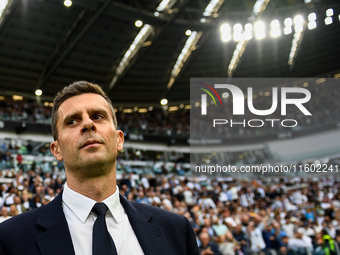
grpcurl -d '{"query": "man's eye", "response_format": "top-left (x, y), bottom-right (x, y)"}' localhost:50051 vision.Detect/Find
top-left (93, 114), bottom-right (104, 120)
top-left (67, 119), bottom-right (77, 125)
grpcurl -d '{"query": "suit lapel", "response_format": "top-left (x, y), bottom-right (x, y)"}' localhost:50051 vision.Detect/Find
top-left (120, 194), bottom-right (167, 255)
top-left (34, 192), bottom-right (168, 255)
top-left (35, 191), bottom-right (75, 255)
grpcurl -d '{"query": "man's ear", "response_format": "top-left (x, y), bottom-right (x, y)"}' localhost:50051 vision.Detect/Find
top-left (50, 140), bottom-right (63, 161)
top-left (116, 130), bottom-right (124, 152)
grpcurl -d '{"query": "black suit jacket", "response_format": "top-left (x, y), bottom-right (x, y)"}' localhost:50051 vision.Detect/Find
top-left (0, 191), bottom-right (199, 255)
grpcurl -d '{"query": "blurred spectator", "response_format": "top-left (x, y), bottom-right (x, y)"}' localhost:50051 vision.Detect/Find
top-left (321, 230), bottom-right (336, 255)
top-left (0, 206), bottom-right (11, 223)
top-left (16, 153), bottom-right (23, 170)
top-left (212, 218), bottom-right (229, 237)
top-left (247, 221), bottom-right (266, 255)
top-left (0, 147), bottom-right (339, 255)
top-left (199, 232), bottom-right (222, 255)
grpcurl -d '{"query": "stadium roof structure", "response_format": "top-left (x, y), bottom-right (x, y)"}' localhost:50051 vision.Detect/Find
top-left (0, 0), bottom-right (339, 107)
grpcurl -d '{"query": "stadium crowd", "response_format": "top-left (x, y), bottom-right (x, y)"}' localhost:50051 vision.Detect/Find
top-left (191, 80), bottom-right (340, 139)
top-left (0, 80), bottom-right (340, 254)
top-left (1, 159), bottom-right (340, 255)
top-left (0, 97), bottom-right (190, 138)
top-left (1, 80), bottom-right (340, 140)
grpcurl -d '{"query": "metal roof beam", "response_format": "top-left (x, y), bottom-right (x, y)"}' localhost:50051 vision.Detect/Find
top-left (0, 0), bottom-right (18, 35)
top-left (106, 0), bottom-right (190, 95)
top-left (36, 0), bottom-right (114, 89)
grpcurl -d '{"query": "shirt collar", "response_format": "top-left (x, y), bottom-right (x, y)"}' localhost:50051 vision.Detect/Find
top-left (62, 182), bottom-right (124, 224)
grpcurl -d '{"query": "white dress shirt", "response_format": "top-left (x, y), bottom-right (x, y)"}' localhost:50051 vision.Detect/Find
top-left (62, 183), bottom-right (144, 255)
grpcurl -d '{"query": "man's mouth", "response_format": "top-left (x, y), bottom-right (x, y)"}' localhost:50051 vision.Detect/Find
top-left (81, 139), bottom-right (101, 148)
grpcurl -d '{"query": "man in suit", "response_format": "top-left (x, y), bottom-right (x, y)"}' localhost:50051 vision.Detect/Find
top-left (0, 81), bottom-right (199, 255)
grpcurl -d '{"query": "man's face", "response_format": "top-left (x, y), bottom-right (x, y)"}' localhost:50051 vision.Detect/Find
top-left (200, 234), bottom-right (210, 246)
top-left (13, 196), bottom-right (20, 204)
top-left (1, 207), bottom-right (8, 216)
top-left (235, 225), bottom-right (242, 233)
top-left (50, 93), bottom-right (124, 177)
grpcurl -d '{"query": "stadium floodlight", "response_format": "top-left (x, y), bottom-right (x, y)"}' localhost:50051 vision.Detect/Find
top-left (284, 18), bottom-right (293, 35)
top-left (254, 21), bottom-right (265, 39)
top-left (254, 21), bottom-right (265, 31)
top-left (233, 23), bottom-right (243, 42)
top-left (307, 13), bottom-right (317, 30)
top-left (308, 21), bottom-right (317, 30)
top-left (243, 23), bottom-right (253, 40)
top-left (233, 32), bottom-right (242, 42)
top-left (203, 0), bottom-right (224, 16)
top-left (35, 89), bottom-right (43, 97)
top-left (160, 99), bottom-right (168, 105)
top-left (13, 95), bottom-right (23, 101)
top-left (294, 15), bottom-right (304, 33)
top-left (220, 23), bottom-right (232, 42)
top-left (326, 8), bottom-right (334, 17)
top-left (109, 24), bottom-right (153, 90)
top-left (271, 20), bottom-right (280, 28)
top-left (308, 13), bottom-right (316, 21)
top-left (167, 31), bottom-right (202, 89)
top-left (234, 23), bottom-right (243, 32)
top-left (168, 106), bottom-right (179, 112)
top-left (137, 108), bottom-right (148, 113)
top-left (243, 31), bottom-right (252, 40)
top-left (284, 26), bottom-right (292, 35)
top-left (324, 17), bottom-right (333, 25)
top-left (220, 23), bottom-right (231, 33)
top-left (245, 23), bottom-right (253, 32)
top-left (255, 31), bottom-right (265, 40)
top-left (270, 20), bottom-right (281, 38)
top-left (293, 15), bottom-right (304, 25)
top-left (284, 18), bottom-right (293, 27)
top-left (222, 92), bottom-right (230, 98)
top-left (135, 20), bottom-right (143, 27)
top-left (221, 33), bottom-right (232, 42)
top-left (156, 0), bottom-right (177, 12)
top-left (270, 28), bottom-right (281, 38)
top-left (64, 0), bottom-right (72, 7)
top-left (295, 24), bottom-right (303, 33)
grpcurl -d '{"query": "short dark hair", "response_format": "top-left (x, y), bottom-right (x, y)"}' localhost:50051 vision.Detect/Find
top-left (51, 81), bottom-right (117, 140)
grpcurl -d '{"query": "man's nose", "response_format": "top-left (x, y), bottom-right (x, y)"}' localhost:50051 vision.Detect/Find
top-left (81, 117), bottom-right (96, 133)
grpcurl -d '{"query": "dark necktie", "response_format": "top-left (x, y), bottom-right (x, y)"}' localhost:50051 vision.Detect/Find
top-left (92, 202), bottom-right (118, 255)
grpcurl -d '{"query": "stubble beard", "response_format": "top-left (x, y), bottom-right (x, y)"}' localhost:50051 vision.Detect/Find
top-left (67, 150), bottom-right (117, 179)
